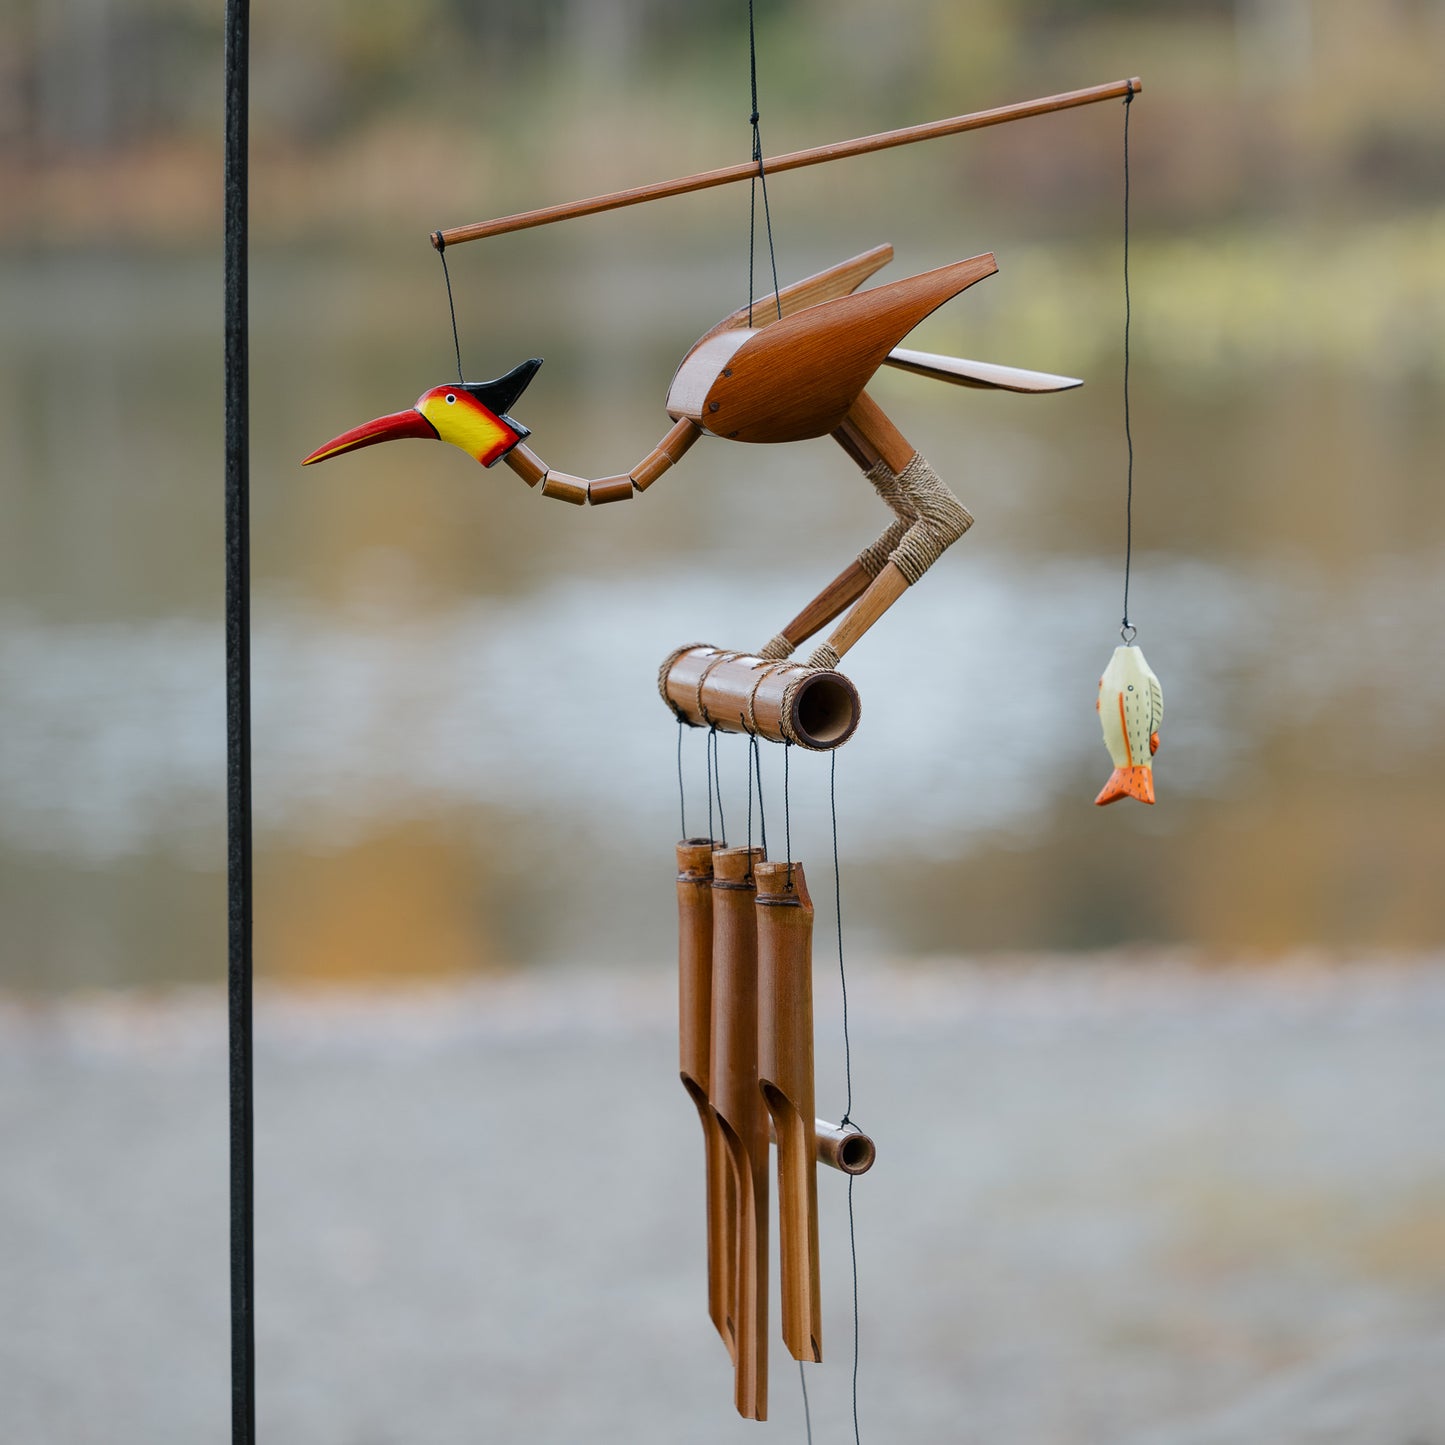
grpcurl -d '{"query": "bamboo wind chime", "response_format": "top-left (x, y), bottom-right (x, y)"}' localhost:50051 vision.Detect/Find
top-left (678, 840), bottom-right (875, 1419)
top-left (297, 69), bottom-right (1145, 1427)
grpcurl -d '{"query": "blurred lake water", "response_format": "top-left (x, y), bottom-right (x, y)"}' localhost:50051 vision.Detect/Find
top-left (2, 232), bottom-right (1443, 989)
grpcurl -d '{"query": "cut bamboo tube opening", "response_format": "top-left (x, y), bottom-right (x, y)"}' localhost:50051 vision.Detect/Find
top-left (814, 1120), bottom-right (877, 1176)
top-left (769, 1118), bottom-right (879, 1176)
top-left (432, 78), bottom-right (1142, 248)
top-left (710, 845), bottom-right (769, 1419)
top-left (660, 645), bottom-right (860, 751)
top-left (676, 839), bottom-right (731, 1353)
top-left (755, 860), bottom-right (823, 1364)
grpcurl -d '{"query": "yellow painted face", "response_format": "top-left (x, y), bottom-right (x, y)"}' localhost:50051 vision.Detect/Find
top-left (301, 384), bottom-right (520, 468)
top-left (416, 386), bottom-right (517, 466)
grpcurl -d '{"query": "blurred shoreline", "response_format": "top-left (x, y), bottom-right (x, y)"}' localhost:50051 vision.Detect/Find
top-left (5, 948), bottom-right (1443, 1444)
top-left (5, 950), bottom-right (1443, 1046)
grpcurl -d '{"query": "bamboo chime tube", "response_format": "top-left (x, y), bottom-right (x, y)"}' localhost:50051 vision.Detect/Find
top-left (676, 839), bottom-right (732, 1351)
top-left (709, 845), bottom-right (770, 1419)
top-left (431, 78), bottom-right (1142, 248)
top-left (755, 861), bottom-right (823, 1364)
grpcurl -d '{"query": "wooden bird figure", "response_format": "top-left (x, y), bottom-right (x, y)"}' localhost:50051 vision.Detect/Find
top-left (303, 245), bottom-right (1080, 667)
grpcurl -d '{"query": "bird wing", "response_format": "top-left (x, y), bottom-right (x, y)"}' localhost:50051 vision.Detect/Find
top-left (882, 348), bottom-right (1083, 393)
top-left (694, 244), bottom-right (895, 345)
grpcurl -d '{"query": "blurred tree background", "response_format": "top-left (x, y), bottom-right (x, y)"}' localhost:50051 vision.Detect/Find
top-left (1, 0), bottom-right (1442, 987)
top-left (5, 0), bottom-right (1443, 242)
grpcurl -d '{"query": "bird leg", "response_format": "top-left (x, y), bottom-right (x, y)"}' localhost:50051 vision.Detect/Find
top-left (503, 416), bottom-right (702, 504)
top-left (757, 391), bottom-right (971, 666)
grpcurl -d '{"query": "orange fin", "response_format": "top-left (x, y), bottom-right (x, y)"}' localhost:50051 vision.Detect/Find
top-left (1095, 766), bottom-right (1155, 806)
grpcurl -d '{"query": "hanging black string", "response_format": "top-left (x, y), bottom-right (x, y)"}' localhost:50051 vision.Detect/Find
top-left (709, 726), bottom-right (728, 845)
top-left (746, 0), bottom-right (783, 326)
top-left (830, 752), bottom-right (863, 1442)
top-left (1119, 82), bottom-right (1136, 642)
top-left (705, 726), bottom-right (715, 844)
top-left (751, 734), bottom-right (762, 855)
top-left (782, 740), bottom-right (793, 888)
top-left (799, 1360), bottom-right (814, 1444)
top-left (436, 237), bottom-right (465, 384)
top-left (677, 720), bottom-right (688, 838)
top-left (750, 734), bottom-right (768, 857)
top-left (845, 1175), bottom-right (862, 1444)
top-left (222, 1), bottom-right (256, 1441)
top-left (830, 754), bottom-right (854, 1125)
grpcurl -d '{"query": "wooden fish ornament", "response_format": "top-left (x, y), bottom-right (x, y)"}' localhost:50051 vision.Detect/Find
top-left (1095, 643), bottom-right (1163, 805)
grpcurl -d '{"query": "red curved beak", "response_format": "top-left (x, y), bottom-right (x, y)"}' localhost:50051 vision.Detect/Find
top-left (301, 407), bottom-right (437, 465)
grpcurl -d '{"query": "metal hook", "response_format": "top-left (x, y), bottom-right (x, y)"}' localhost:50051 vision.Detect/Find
top-left (1120, 623), bottom-right (1138, 645)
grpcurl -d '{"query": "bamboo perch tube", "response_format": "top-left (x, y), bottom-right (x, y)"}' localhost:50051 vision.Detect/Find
top-left (676, 839), bottom-right (732, 1353)
top-left (660, 645), bottom-right (860, 751)
top-left (431, 78), bottom-right (1142, 248)
top-left (755, 861), bottom-right (823, 1364)
top-left (710, 845), bottom-right (770, 1420)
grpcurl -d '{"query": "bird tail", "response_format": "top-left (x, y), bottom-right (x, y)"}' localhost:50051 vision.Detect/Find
top-left (1095, 766), bottom-right (1155, 806)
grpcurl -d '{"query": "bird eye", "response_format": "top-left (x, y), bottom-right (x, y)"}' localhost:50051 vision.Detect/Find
top-left (1127, 684), bottom-right (1134, 691)
top-left (445, 393), bottom-right (457, 404)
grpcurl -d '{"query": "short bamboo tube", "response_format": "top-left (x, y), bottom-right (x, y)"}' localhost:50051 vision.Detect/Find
top-left (676, 839), bottom-right (732, 1353)
top-left (814, 1120), bottom-right (877, 1175)
top-left (768, 1117), bottom-right (878, 1175)
top-left (755, 861), bottom-right (823, 1364)
top-left (710, 845), bottom-right (769, 1420)
top-left (661, 645), bottom-right (860, 751)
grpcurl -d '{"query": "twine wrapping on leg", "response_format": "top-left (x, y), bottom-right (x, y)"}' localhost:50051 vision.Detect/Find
top-left (801, 453), bottom-right (973, 670)
top-left (886, 453), bottom-right (973, 584)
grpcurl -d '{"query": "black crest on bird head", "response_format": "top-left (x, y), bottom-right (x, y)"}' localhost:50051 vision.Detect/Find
top-left (463, 358), bottom-right (542, 431)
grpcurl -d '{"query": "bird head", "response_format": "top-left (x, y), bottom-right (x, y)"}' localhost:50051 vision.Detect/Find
top-left (302, 358), bottom-right (543, 468)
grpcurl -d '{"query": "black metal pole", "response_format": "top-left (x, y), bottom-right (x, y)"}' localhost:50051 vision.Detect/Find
top-left (223, 0), bottom-right (255, 1440)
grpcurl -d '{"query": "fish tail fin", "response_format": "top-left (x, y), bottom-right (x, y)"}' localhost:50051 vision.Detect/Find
top-left (1095, 766), bottom-right (1155, 806)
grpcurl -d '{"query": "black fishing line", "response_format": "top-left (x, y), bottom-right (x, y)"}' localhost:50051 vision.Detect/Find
top-left (436, 237), bottom-right (465, 383)
top-left (1120, 82), bottom-right (1136, 641)
top-left (746, 0), bottom-right (783, 326)
top-left (830, 754), bottom-right (855, 1124)
top-left (709, 726), bottom-right (727, 845)
top-left (223, 1), bottom-right (256, 1440)
top-left (705, 724), bottom-right (715, 844)
top-left (845, 1175), bottom-right (862, 1444)
top-left (677, 719), bottom-right (688, 838)
top-left (746, 731), bottom-right (755, 855)
top-left (750, 734), bottom-right (768, 857)
top-left (782, 741), bottom-right (793, 888)
top-left (831, 752), bottom-right (863, 1441)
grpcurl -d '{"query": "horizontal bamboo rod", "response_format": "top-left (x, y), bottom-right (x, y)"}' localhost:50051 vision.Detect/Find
top-left (431, 77), bottom-right (1142, 249)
